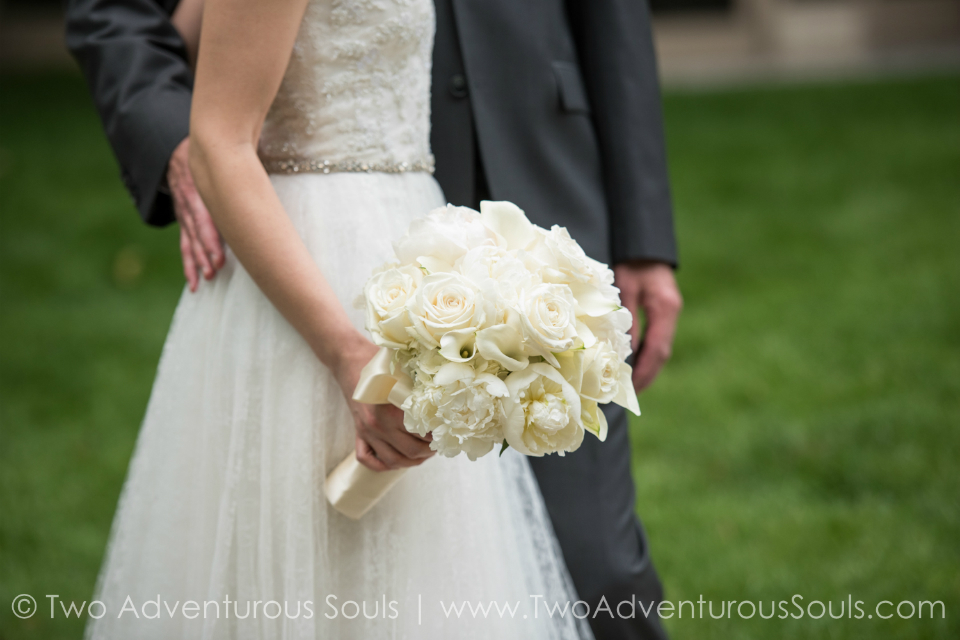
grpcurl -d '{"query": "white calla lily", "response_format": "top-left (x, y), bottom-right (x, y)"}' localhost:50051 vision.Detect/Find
top-left (575, 319), bottom-right (597, 349)
top-left (555, 349), bottom-right (584, 393)
top-left (475, 310), bottom-right (529, 371)
top-left (433, 362), bottom-right (476, 386)
top-left (416, 255), bottom-right (454, 274)
top-left (439, 328), bottom-right (478, 363)
top-left (479, 200), bottom-right (537, 251)
top-left (474, 372), bottom-right (509, 398)
top-left (580, 398), bottom-right (609, 441)
top-left (568, 282), bottom-right (622, 318)
top-left (612, 363), bottom-right (641, 416)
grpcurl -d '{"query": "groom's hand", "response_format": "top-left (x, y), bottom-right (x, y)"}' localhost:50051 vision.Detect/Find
top-left (168, 138), bottom-right (225, 292)
top-left (614, 260), bottom-right (683, 392)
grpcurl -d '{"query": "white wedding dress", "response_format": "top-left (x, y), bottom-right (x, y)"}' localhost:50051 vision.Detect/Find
top-left (86, 1), bottom-right (591, 639)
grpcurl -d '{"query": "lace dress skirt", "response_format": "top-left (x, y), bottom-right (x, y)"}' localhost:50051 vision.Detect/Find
top-left (85, 171), bottom-right (592, 640)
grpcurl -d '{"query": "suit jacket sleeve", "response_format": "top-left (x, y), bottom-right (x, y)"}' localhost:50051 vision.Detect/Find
top-left (565, 0), bottom-right (678, 267)
top-left (65, 0), bottom-right (193, 227)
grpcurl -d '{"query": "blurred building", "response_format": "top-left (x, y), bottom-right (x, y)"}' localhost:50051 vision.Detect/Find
top-left (1, 0), bottom-right (958, 84)
top-left (652, 0), bottom-right (960, 84)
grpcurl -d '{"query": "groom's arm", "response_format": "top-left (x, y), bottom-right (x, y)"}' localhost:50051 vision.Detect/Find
top-left (564, 0), bottom-right (677, 268)
top-left (565, 0), bottom-right (682, 391)
top-left (66, 0), bottom-right (225, 290)
top-left (65, 0), bottom-right (192, 228)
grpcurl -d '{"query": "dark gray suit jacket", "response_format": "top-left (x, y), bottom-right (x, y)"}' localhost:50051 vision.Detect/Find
top-left (66, 0), bottom-right (191, 227)
top-left (66, 0), bottom-right (677, 265)
top-left (432, 0), bottom-right (676, 266)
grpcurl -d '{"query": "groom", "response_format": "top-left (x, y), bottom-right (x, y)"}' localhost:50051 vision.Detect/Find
top-left (430, 4), bottom-right (680, 640)
top-left (66, 0), bottom-right (681, 638)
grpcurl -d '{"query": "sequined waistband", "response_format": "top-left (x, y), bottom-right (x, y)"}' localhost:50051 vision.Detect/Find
top-left (261, 155), bottom-right (435, 175)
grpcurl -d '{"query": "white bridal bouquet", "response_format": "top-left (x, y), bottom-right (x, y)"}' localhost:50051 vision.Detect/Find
top-left (325, 201), bottom-right (640, 518)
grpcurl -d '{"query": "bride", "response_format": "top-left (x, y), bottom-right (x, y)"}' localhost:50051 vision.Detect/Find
top-left (86, 0), bottom-right (591, 638)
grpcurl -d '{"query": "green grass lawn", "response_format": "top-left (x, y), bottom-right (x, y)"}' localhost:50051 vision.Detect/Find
top-left (1, 71), bottom-right (958, 639)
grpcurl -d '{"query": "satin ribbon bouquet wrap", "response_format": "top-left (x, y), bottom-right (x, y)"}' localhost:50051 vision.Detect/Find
top-left (325, 201), bottom-right (641, 518)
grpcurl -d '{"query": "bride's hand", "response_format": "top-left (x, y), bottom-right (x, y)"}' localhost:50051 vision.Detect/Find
top-left (333, 336), bottom-right (434, 472)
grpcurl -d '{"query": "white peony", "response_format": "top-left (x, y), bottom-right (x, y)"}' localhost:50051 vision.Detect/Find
top-left (401, 362), bottom-right (509, 460)
top-left (393, 204), bottom-right (499, 271)
top-left (501, 363), bottom-right (584, 456)
top-left (403, 347), bottom-right (448, 378)
top-left (517, 283), bottom-right (578, 367)
top-left (363, 265), bottom-right (422, 349)
top-left (405, 272), bottom-right (490, 358)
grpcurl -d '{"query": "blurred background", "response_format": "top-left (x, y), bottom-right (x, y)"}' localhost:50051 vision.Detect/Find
top-left (1, 1), bottom-right (958, 638)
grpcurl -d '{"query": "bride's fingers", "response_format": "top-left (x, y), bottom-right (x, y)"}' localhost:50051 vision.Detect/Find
top-left (358, 406), bottom-right (432, 464)
top-left (373, 406), bottom-right (433, 452)
top-left (387, 430), bottom-right (434, 460)
top-left (355, 436), bottom-right (389, 472)
top-left (378, 403), bottom-right (404, 422)
top-left (370, 438), bottom-right (425, 469)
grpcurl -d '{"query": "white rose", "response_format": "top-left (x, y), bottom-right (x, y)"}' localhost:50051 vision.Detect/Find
top-left (363, 265), bottom-right (422, 348)
top-left (555, 340), bottom-right (638, 426)
top-left (406, 272), bottom-right (490, 361)
top-left (501, 363), bottom-right (584, 456)
top-left (393, 205), bottom-right (498, 270)
top-left (578, 342), bottom-right (623, 404)
top-left (580, 306), bottom-right (634, 361)
top-left (456, 245), bottom-right (538, 313)
top-left (401, 362), bottom-right (509, 460)
top-left (517, 283), bottom-right (578, 367)
top-left (524, 225), bottom-right (612, 288)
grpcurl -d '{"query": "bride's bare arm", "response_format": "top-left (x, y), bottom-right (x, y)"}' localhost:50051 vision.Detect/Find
top-left (189, 0), bottom-right (432, 470)
top-left (190, 0), bottom-right (356, 371)
top-left (171, 0), bottom-right (204, 68)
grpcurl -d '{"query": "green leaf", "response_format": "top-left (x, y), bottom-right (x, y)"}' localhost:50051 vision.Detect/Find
top-left (499, 440), bottom-right (510, 457)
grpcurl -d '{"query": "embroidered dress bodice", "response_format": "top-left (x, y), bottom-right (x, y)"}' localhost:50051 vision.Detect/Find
top-left (259, 0), bottom-right (435, 174)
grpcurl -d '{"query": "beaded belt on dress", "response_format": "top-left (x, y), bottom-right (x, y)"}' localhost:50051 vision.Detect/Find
top-left (261, 155), bottom-right (435, 175)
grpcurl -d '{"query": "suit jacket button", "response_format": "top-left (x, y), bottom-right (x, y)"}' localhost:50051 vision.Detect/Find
top-left (449, 74), bottom-right (468, 99)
